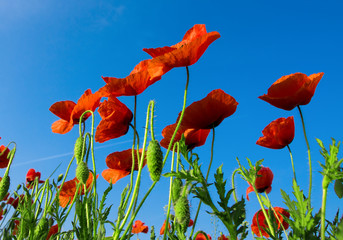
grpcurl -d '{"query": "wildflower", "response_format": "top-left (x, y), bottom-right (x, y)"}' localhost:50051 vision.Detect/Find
top-left (50, 89), bottom-right (101, 134)
top-left (95, 96), bottom-right (133, 143)
top-left (246, 167), bottom-right (273, 201)
top-left (195, 233), bottom-right (212, 240)
top-left (144, 24), bottom-right (220, 78)
top-left (58, 173), bottom-right (97, 208)
top-left (7, 194), bottom-right (25, 209)
top-left (159, 221), bottom-right (171, 235)
top-left (26, 169), bottom-right (45, 188)
top-left (160, 124), bottom-right (210, 150)
top-left (259, 72), bottom-right (324, 110)
top-left (99, 59), bottom-right (162, 97)
top-left (102, 149), bottom-right (146, 184)
top-left (251, 207), bottom-right (290, 238)
top-left (132, 220), bottom-right (149, 234)
top-left (256, 116), bottom-right (295, 149)
top-left (46, 224), bottom-right (59, 240)
top-left (0, 145), bottom-right (11, 168)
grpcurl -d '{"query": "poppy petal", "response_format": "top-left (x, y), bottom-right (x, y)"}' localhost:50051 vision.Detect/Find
top-left (102, 169), bottom-right (130, 184)
top-left (51, 119), bottom-right (74, 134)
top-left (71, 89), bottom-right (101, 123)
top-left (49, 101), bottom-right (76, 121)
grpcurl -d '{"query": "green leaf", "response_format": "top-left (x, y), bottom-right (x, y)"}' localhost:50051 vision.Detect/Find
top-left (334, 179), bottom-right (343, 199)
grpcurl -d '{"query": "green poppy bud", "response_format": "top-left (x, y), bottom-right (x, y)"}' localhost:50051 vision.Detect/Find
top-left (57, 173), bottom-right (64, 183)
top-left (147, 140), bottom-right (163, 182)
top-left (76, 161), bottom-right (89, 185)
top-left (174, 196), bottom-right (190, 234)
top-left (0, 176), bottom-right (10, 201)
top-left (171, 178), bottom-right (183, 204)
top-left (74, 136), bottom-right (85, 164)
top-left (33, 217), bottom-right (49, 239)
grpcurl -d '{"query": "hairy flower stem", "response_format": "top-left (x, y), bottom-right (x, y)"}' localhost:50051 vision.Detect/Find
top-left (120, 67), bottom-right (190, 240)
top-left (231, 169), bottom-right (241, 203)
top-left (116, 101), bottom-right (152, 240)
top-left (297, 105), bottom-right (312, 205)
top-left (321, 179), bottom-right (329, 240)
top-left (254, 187), bottom-right (275, 237)
top-left (287, 145), bottom-right (297, 182)
top-left (190, 127), bottom-right (215, 238)
top-left (265, 193), bottom-right (289, 240)
top-left (163, 143), bottom-right (178, 240)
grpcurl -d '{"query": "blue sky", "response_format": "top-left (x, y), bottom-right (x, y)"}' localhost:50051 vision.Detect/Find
top-left (1, 0), bottom-right (343, 238)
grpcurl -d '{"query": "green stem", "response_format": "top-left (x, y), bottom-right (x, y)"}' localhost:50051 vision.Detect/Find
top-left (163, 143), bottom-right (178, 240)
top-left (253, 186), bottom-right (275, 237)
top-left (150, 100), bottom-right (156, 141)
top-left (190, 127), bottom-right (215, 238)
top-left (116, 101), bottom-right (152, 240)
top-left (297, 105), bottom-right (312, 205)
top-left (265, 193), bottom-right (289, 240)
top-left (286, 145), bottom-right (297, 182)
top-left (232, 169), bottom-right (241, 203)
top-left (321, 182), bottom-right (328, 240)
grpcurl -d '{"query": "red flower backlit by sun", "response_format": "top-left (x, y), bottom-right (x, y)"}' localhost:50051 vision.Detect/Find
top-left (26, 168), bottom-right (45, 188)
top-left (50, 89), bottom-right (101, 134)
top-left (102, 149), bottom-right (146, 184)
top-left (99, 59), bottom-right (162, 98)
top-left (251, 207), bottom-right (290, 238)
top-left (259, 72), bottom-right (324, 110)
top-left (132, 220), bottom-right (149, 234)
top-left (143, 24), bottom-right (220, 79)
top-left (95, 96), bottom-right (133, 143)
top-left (256, 116), bottom-right (295, 149)
top-left (0, 145), bottom-right (11, 169)
top-left (246, 167), bottom-right (274, 201)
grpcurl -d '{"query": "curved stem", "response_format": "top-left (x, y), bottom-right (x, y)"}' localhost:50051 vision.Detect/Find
top-left (150, 100), bottom-right (156, 141)
top-left (232, 169), bottom-right (241, 203)
top-left (297, 105), bottom-right (312, 205)
top-left (286, 145), bottom-right (296, 182)
top-left (190, 127), bottom-right (215, 238)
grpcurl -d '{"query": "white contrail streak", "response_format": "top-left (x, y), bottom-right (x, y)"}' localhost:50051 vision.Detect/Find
top-left (12, 139), bottom-right (133, 167)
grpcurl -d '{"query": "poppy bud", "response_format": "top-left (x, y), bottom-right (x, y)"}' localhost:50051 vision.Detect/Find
top-left (76, 162), bottom-right (89, 185)
top-left (147, 140), bottom-right (163, 182)
top-left (74, 136), bottom-right (85, 164)
top-left (0, 176), bottom-right (10, 201)
top-left (57, 174), bottom-right (64, 183)
top-left (34, 217), bottom-right (49, 239)
top-left (171, 178), bottom-right (183, 203)
top-left (174, 196), bottom-right (190, 234)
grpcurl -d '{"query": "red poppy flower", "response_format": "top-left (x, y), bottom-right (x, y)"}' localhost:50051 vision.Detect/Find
top-left (0, 145), bottom-right (11, 168)
top-left (58, 173), bottom-right (98, 208)
top-left (246, 167), bottom-right (274, 201)
top-left (195, 233), bottom-right (212, 240)
top-left (26, 169), bottom-right (45, 188)
top-left (102, 149), bottom-right (146, 184)
top-left (7, 194), bottom-right (24, 209)
top-left (99, 59), bottom-right (162, 98)
top-left (12, 220), bottom-right (20, 236)
top-left (251, 207), bottom-right (290, 238)
top-left (160, 123), bottom-right (210, 150)
top-left (95, 97), bottom-right (133, 143)
top-left (159, 221), bottom-right (171, 235)
top-left (256, 116), bottom-right (295, 149)
top-left (179, 89), bottom-right (238, 129)
top-left (50, 89), bottom-right (101, 134)
top-left (46, 224), bottom-right (59, 240)
top-left (132, 220), bottom-right (149, 234)
top-left (0, 206), bottom-right (3, 221)
top-left (143, 24), bottom-right (220, 78)
top-left (259, 72), bottom-right (324, 111)
top-left (218, 235), bottom-right (229, 240)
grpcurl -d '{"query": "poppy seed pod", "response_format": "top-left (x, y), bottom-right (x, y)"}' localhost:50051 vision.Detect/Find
top-left (34, 217), bottom-right (49, 239)
top-left (174, 196), bottom-right (190, 234)
top-left (0, 176), bottom-right (10, 201)
top-left (171, 178), bottom-right (183, 203)
top-left (76, 162), bottom-right (89, 185)
top-left (147, 140), bottom-right (163, 182)
top-left (74, 136), bottom-right (85, 164)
